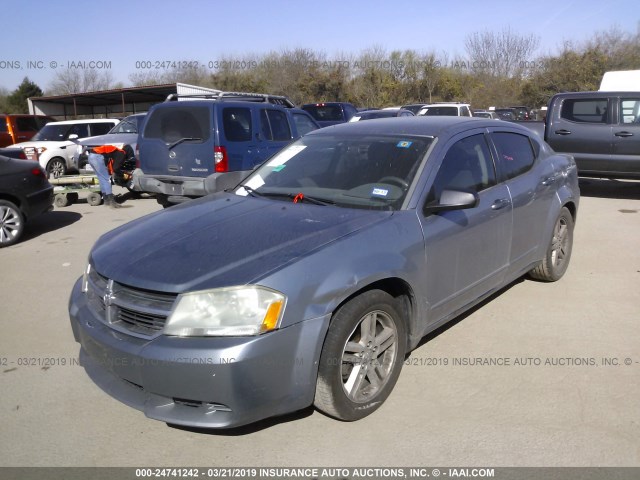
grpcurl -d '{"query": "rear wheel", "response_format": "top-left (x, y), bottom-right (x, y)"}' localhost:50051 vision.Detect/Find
top-left (0, 200), bottom-right (25, 247)
top-left (529, 207), bottom-right (574, 282)
top-left (54, 194), bottom-right (70, 208)
top-left (87, 192), bottom-right (103, 206)
top-left (46, 158), bottom-right (67, 178)
top-left (314, 289), bottom-right (406, 421)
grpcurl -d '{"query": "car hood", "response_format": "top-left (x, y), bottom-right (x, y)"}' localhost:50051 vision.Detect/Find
top-left (91, 193), bottom-right (392, 293)
top-left (78, 133), bottom-right (138, 147)
top-left (11, 140), bottom-right (72, 149)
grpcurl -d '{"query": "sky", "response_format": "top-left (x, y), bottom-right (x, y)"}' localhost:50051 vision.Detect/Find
top-left (1, 0), bottom-right (639, 92)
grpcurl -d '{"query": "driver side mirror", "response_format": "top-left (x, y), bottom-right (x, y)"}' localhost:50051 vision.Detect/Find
top-left (424, 189), bottom-right (479, 215)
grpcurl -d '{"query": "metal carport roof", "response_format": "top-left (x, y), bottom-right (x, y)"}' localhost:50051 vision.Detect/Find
top-left (27, 83), bottom-right (220, 119)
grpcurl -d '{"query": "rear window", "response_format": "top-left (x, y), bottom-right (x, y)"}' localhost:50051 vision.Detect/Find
top-left (423, 107), bottom-right (459, 116)
top-left (302, 105), bottom-right (345, 122)
top-left (560, 98), bottom-right (608, 123)
top-left (222, 107), bottom-right (252, 142)
top-left (90, 123), bottom-right (116, 136)
top-left (260, 109), bottom-right (291, 141)
top-left (492, 132), bottom-right (536, 180)
top-left (0, 118), bottom-right (7, 132)
top-left (144, 106), bottom-right (210, 144)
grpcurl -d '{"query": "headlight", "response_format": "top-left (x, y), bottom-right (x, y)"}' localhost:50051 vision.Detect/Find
top-left (36, 147), bottom-right (47, 154)
top-left (81, 263), bottom-right (91, 293)
top-left (164, 286), bottom-right (286, 337)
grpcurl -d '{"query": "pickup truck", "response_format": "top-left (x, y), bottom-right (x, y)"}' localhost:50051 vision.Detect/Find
top-left (518, 91), bottom-right (640, 179)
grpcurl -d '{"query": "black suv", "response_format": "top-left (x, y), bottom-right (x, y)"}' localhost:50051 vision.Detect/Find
top-left (134, 92), bottom-right (319, 206)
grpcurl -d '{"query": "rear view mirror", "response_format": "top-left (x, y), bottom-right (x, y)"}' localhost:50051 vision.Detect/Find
top-left (424, 189), bottom-right (479, 214)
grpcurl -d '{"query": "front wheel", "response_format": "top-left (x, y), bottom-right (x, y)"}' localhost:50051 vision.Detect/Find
top-left (46, 158), bottom-right (67, 178)
top-left (529, 206), bottom-right (574, 282)
top-left (0, 200), bottom-right (25, 247)
top-left (314, 289), bottom-right (407, 421)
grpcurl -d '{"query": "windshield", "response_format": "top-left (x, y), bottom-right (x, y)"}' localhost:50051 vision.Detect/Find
top-left (108, 116), bottom-right (142, 134)
top-left (302, 105), bottom-right (345, 122)
top-left (31, 123), bottom-right (74, 141)
top-left (236, 134), bottom-right (432, 210)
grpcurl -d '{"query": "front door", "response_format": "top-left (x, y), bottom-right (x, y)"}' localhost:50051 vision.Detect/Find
top-left (420, 131), bottom-right (513, 324)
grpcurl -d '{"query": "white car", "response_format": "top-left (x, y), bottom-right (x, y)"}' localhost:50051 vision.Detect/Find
top-left (417, 103), bottom-right (473, 117)
top-left (10, 119), bottom-right (119, 177)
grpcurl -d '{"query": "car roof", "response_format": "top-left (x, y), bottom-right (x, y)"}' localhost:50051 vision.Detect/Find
top-left (306, 116), bottom-right (521, 137)
top-left (43, 118), bottom-right (119, 125)
top-left (151, 100), bottom-right (289, 109)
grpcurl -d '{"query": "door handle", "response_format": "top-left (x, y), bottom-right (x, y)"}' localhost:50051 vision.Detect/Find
top-left (541, 175), bottom-right (558, 186)
top-left (614, 131), bottom-right (633, 137)
top-left (491, 198), bottom-right (511, 210)
top-left (554, 129), bottom-right (571, 135)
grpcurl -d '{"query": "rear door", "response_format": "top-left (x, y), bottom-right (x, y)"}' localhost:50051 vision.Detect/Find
top-left (218, 105), bottom-right (256, 172)
top-left (140, 104), bottom-right (213, 177)
top-left (546, 95), bottom-right (613, 172)
top-left (13, 117), bottom-right (41, 143)
top-left (257, 107), bottom-right (293, 162)
top-left (488, 128), bottom-right (557, 274)
top-left (611, 96), bottom-right (640, 177)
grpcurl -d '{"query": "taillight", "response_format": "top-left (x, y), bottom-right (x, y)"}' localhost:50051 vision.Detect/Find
top-left (214, 146), bottom-right (228, 173)
top-left (31, 167), bottom-right (45, 177)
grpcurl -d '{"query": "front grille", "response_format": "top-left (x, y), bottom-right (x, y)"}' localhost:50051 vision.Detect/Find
top-left (86, 267), bottom-right (177, 339)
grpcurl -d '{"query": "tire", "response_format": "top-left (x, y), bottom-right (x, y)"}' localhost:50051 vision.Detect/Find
top-left (314, 289), bottom-right (407, 421)
top-left (529, 207), bottom-right (574, 282)
top-left (87, 192), bottom-right (103, 206)
top-left (46, 158), bottom-right (67, 179)
top-left (0, 200), bottom-right (25, 247)
top-left (54, 194), bottom-right (70, 208)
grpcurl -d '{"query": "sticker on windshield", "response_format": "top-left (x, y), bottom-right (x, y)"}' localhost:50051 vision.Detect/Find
top-left (272, 165), bottom-right (286, 172)
top-left (372, 188), bottom-right (389, 197)
top-left (267, 145), bottom-right (307, 167)
top-left (397, 141), bottom-right (413, 148)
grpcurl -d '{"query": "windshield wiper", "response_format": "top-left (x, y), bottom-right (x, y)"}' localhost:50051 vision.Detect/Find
top-left (241, 186), bottom-right (334, 205)
top-left (167, 137), bottom-right (202, 150)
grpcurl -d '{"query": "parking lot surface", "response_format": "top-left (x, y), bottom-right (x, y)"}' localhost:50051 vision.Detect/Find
top-left (1, 180), bottom-right (639, 467)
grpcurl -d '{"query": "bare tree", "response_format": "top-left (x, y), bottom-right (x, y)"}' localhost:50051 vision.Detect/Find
top-left (47, 68), bottom-right (115, 94)
top-left (465, 28), bottom-right (540, 78)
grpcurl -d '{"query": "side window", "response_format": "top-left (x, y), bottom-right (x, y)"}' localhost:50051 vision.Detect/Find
top-left (67, 123), bottom-right (89, 139)
top-left (260, 109), bottom-right (291, 141)
top-left (460, 106), bottom-right (471, 117)
top-left (90, 123), bottom-right (115, 136)
top-left (429, 134), bottom-right (496, 200)
top-left (492, 132), bottom-right (536, 180)
top-left (620, 99), bottom-right (640, 124)
top-left (560, 98), bottom-right (609, 123)
top-left (222, 107), bottom-right (252, 142)
top-left (0, 118), bottom-right (7, 132)
top-left (291, 113), bottom-right (318, 136)
top-left (15, 117), bottom-right (39, 131)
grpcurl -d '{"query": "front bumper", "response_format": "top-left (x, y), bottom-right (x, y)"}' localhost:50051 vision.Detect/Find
top-left (68, 278), bottom-right (330, 428)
